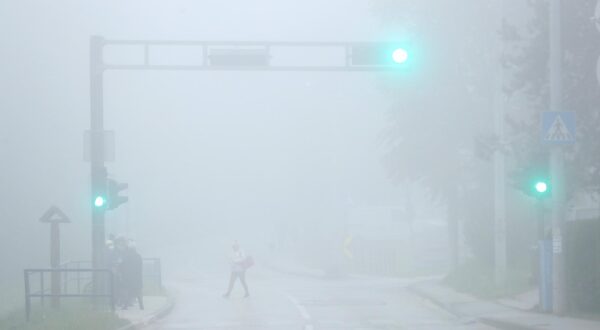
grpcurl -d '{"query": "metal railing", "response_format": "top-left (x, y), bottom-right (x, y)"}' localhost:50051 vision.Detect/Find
top-left (23, 268), bottom-right (114, 320)
top-left (23, 258), bottom-right (162, 320)
top-left (59, 258), bottom-right (162, 292)
top-left (59, 260), bottom-right (93, 294)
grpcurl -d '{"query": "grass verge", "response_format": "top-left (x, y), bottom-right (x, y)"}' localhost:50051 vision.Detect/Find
top-left (445, 259), bottom-right (533, 299)
top-left (0, 300), bottom-right (129, 330)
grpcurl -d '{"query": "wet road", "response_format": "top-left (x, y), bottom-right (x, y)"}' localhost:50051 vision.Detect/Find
top-left (146, 267), bottom-right (495, 330)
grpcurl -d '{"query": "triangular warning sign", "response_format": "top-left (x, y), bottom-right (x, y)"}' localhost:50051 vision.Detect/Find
top-left (39, 205), bottom-right (71, 223)
top-left (545, 115), bottom-right (574, 142)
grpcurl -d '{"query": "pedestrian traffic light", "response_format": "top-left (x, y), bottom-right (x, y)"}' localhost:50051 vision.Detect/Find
top-left (511, 151), bottom-right (551, 199)
top-left (107, 179), bottom-right (128, 210)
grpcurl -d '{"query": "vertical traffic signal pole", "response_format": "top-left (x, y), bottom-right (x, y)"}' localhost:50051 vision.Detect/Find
top-left (493, 0), bottom-right (507, 289)
top-left (536, 199), bottom-right (544, 309)
top-left (90, 36), bottom-right (107, 299)
top-left (549, 0), bottom-right (566, 314)
top-left (536, 197), bottom-right (552, 312)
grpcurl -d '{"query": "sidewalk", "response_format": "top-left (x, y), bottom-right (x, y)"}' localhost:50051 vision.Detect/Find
top-left (409, 280), bottom-right (600, 330)
top-left (116, 294), bottom-right (175, 330)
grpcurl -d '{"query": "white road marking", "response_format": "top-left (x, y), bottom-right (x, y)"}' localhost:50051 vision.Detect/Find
top-left (153, 321), bottom-right (304, 329)
top-left (285, 293), bottom-right (314, 330)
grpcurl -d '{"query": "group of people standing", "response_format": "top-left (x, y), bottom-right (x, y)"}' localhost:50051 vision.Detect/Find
top-left (106, 236), bottom-right (144, 310)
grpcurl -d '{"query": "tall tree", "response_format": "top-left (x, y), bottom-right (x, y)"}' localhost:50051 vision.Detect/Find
top-left (503, 0), bottom-right (600, 198)
top-left (371, 0), bottom-right (500, 268)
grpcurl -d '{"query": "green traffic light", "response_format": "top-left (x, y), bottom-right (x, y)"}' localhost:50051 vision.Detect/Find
top-left (392, 48), bottom-right (409, 64)
top-left (94, 196), bottom-right (106, 208)
top-left (535, 181), bottom-right (548, 194)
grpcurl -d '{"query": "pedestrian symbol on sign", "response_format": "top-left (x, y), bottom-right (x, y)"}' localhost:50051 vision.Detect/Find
top-left (546, 115), bottom-right (573, 141)
top-left (542, 112), bottom-right (576, 144)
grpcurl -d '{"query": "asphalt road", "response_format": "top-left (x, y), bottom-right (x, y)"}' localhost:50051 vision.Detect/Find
top-left (146, 266), bottom-right (496, 330)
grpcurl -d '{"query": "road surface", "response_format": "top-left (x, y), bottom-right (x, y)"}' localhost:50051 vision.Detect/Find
top-left (146, 267), bottom-right (495, 330)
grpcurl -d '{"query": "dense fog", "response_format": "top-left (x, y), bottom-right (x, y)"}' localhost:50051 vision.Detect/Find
top-left (2, 1), bottom-right (599, 329)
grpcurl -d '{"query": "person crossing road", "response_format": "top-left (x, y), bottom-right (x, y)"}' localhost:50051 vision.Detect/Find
top-left (222, 241), bottom-right (251, 298)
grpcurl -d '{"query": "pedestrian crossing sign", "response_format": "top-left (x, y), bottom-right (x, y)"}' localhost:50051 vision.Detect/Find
top-left (542, 112), bottom-right (576, 144)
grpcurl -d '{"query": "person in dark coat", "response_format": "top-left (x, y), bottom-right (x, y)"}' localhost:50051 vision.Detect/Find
top-left (113, 237), bottom-right (128, 308)
top-left (120, 243), bottom-right (144, 309)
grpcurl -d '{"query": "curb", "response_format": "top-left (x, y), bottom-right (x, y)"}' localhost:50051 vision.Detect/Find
top-left (479, 317), bottom-right (537, 330)
top-left (407, 283), bottom-right (539, 330)
top-left (116, 292), bottom-right (176, 330)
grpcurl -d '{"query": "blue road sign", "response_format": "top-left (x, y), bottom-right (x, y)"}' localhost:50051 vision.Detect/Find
top-left (542, 112), bottom-right (576, 144)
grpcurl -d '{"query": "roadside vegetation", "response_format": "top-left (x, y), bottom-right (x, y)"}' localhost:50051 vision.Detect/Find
top-left (0, 301), bottom-right (129, 330)
top-left (444, 259), bottom-right (532, 299)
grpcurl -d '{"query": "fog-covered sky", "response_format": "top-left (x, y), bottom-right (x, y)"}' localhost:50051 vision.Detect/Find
top-left (1, 0), bottom-right (547, 308)
top-left (0, 0), bottom-right (420, 267)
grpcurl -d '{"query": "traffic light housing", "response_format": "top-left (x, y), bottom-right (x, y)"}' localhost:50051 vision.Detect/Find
top-left (351, 44), bottom-right (411, 66)
top-left (511, 152), bottom-right (551, 199)
top-left (107, 179), bottom-right (128, 210)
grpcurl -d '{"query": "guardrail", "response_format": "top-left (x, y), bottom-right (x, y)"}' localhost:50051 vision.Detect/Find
top-left (58, 260), bottom-right (93, 294)
top-left (61, 259), bottom-right (162, 291)
top-left (24, 258), bottom-right (162, 320)
top-left (23, 268), bottom-right (114, 320)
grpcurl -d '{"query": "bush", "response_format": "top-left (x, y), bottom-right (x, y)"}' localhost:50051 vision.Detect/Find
top-left (445, 258), bottom-right (532, 299)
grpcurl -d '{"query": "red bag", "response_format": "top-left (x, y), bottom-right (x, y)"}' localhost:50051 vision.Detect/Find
top-left (242, 256), bottom-right (254, 269)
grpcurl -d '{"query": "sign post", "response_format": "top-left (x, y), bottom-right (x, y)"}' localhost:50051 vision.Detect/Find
top-left (39, 206), bottom-right (71, 309)
top-left (541, 110), bottom-right (575, 314)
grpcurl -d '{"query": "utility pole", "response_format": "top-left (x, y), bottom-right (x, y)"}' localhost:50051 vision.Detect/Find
top-left (493, 0), bottom-right (507, 288)
top-left (90, 36), bottom-right (107, 297)
top-left (549, 0), bottom-right (567, 314)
